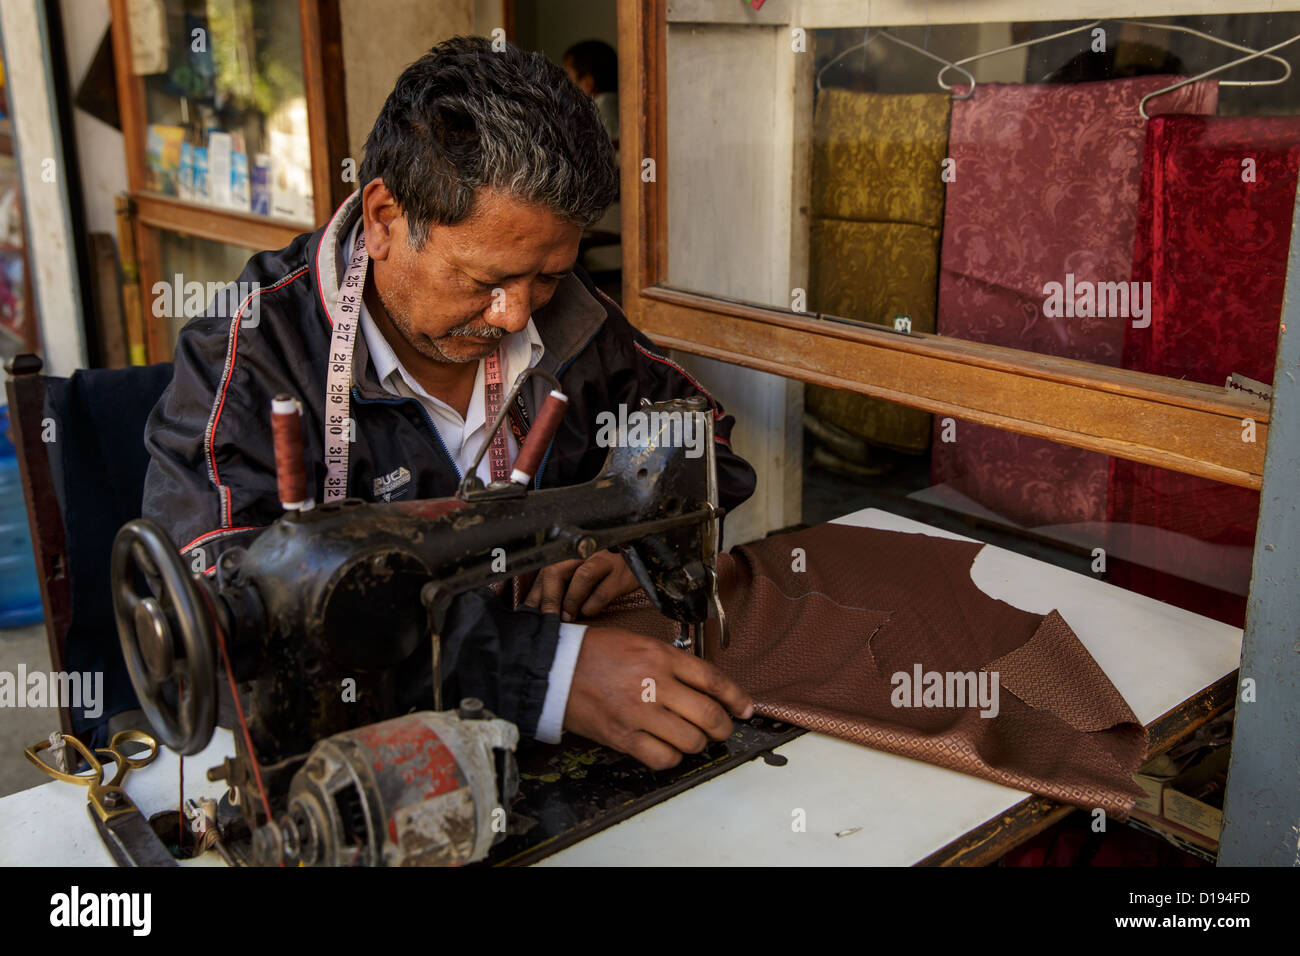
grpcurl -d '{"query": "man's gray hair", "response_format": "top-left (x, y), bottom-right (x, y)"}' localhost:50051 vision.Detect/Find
top-left (359, 35), bottom-right (619, 246)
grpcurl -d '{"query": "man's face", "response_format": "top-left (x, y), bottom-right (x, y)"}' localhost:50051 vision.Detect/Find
top-left (367, 184), bottom-right (583, 364)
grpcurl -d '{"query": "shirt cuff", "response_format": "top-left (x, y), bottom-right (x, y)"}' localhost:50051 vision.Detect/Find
top-left (534, 622), bottom-right (587, 744)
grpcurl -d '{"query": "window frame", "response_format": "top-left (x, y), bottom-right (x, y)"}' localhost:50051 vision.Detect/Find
top-left (109, 0), bottom-right (350, 361)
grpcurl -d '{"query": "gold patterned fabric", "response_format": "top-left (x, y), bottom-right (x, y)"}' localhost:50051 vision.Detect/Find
top-left (807, 90), bottom-right (951, 453)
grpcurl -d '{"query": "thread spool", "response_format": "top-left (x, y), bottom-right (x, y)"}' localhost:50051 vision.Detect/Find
top-left (511, 390), bottom-right (568, 485)
top-left (271, 395), bottom-right (310, 510)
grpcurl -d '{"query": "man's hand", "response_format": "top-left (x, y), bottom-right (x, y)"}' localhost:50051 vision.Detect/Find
top-left (522, 550), bottom-right (640, 622)
top-left (563, 627), bottom-right (754, 770)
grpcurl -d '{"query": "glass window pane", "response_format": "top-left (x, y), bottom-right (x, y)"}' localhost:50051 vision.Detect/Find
top-left (665, 12), bottom-right (1299, 395)
top-left (138, 0), bottom-right (312, 222)
top-left (156, 230), bottom-right (253, 343)
top-left (800, 383), bottom-right (1256, 627)
top-left (0, 150), bottom-right (31, 351)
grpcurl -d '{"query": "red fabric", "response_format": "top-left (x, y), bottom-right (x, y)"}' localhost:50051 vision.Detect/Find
top-left (1123, 114), bottom-right (1297, 386)
top-left (1000, 812), bottom-right (1212, 867)
top-left (1107, 115), bottom-right (1300, 625)
top-left (933, 78), bottom-right (1218, 528)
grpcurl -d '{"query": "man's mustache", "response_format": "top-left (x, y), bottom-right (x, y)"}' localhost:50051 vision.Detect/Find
top-left (446, 323), bottom-right (505, 339)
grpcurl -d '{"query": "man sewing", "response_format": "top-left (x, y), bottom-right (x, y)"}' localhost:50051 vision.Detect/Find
top-left (143, 37), bottom-right (757, 770)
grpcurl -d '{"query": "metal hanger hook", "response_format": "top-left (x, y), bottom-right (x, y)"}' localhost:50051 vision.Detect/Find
top-left (1140, 29), bottom-right (1300, 120)
top-left (936, 19), bottom-right (1102, 92)
top-left (815, 27), bottom-right (976, 100)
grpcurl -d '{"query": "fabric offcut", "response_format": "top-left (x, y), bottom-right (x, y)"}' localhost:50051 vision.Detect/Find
top-left (588, 524), bottom-right (1148, 817)
top-left (932, 77), bottom-right (1218, 529)
top-left (806, 90), bottom-right (950, 454)
top-left (1106, 114), bottom-right (1300, 625)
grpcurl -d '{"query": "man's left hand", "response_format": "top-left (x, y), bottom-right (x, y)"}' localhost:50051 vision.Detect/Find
top-left (522, 550), bottom-right (641, 622)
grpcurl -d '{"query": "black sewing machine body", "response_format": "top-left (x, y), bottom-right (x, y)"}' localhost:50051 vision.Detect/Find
top-left (112, 396), bottom-right (724, 864)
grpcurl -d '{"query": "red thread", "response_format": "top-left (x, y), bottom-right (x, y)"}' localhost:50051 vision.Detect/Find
top-left (200, 587), bottom-right (276, 859)
top-left (513, 391), bottom-right (568, 482)
top-left (271, 399), bottom-right (308, 507)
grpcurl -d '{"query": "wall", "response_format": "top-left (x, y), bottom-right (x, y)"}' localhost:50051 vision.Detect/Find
top-left (339, 0), bottom-right (475, 167)
top-left (664, 18), bottom-right (810, 545)
top-left (513, 0), bottom-right (618, 62)
top-left (0, 0), bottom-right (86, 374)
top-left (60, 0), bottom-right (126, 239)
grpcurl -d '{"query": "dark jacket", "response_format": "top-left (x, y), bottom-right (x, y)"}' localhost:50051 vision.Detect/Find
top-left (143, 192), bottom-right (757, 738)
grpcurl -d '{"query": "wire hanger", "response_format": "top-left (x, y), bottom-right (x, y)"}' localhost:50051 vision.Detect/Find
top-left (1140, 29), bottom-right (1300, 118)
top-left (938, 19), bottom-right (1291, 90)
top-left (816, 27), bottom-right (977, 98)
top-left (926, 18), bottom-right (1295, 117)
top-left (934, 18), bottom-right (1101, 90)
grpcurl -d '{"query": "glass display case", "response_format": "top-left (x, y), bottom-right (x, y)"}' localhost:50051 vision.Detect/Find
top-left (620, 1), bottom-right (1295, 613)
top-left (0, 147), bottom-right (31, 357)
top-left (110, 0), bottom-right (348, 360)
top-left (155, 228), bottom-right (258, 343)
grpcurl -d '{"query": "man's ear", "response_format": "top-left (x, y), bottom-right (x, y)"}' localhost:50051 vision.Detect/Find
top-left (361, 178), bottom-right (402, 261)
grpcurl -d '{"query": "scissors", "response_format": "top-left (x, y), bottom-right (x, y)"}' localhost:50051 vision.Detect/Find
top-left (25, 729), bottom-right (177, 867)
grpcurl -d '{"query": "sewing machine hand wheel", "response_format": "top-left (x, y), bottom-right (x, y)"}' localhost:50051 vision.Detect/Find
top-left (111, 519), bottom-right (217, 755)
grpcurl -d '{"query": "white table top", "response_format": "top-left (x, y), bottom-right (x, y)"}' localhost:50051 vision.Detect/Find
top-left (0, 507), bottom-right (1243, 866)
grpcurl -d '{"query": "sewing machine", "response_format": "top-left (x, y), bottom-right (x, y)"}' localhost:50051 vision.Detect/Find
top-left (108, 382), bottom-right (728, 867)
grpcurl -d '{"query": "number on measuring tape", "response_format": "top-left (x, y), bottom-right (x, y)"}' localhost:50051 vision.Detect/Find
top-left (322, 233), bottom-right (369, 501)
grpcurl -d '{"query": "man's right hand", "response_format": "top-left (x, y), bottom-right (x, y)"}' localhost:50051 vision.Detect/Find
top-left (562, 626), bottom-right (754, 770)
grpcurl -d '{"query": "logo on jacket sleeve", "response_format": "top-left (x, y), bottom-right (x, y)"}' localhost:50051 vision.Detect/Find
top-left (373, 466), bottom-right (412, 502)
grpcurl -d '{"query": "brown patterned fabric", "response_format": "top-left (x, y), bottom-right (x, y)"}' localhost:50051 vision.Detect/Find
top-left (587, 524), bottom-right (1148, 817)
top-left (807, 91), bottom-right (950, 454)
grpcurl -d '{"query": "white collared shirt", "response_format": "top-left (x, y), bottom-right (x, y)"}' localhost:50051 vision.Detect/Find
top-left (358, 287), bottom-right (542, 486)
top-left (353, 226), bottom-right (583, 744)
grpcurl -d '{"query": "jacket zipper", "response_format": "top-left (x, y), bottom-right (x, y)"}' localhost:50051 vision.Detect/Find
top-left (351, 386), bottom-right (462, 482)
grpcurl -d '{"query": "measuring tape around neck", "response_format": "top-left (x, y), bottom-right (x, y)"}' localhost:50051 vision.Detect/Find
top-left (482, 347), bottom-right (510, 483)
top-left (323, 230), bottom-right (512, 499)
top-left (323, 231), bottom-right (369, 501)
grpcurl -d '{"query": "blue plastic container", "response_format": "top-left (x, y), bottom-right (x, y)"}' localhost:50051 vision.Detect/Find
top-left (0, 403), bottom-right (43, 627)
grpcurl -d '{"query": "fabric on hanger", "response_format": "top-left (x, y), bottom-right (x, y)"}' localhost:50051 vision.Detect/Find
top-left (586, 523), bottom-right (1149, 817)
top-left (1106, 113), bottom-right (1300, 626)
top-left (932, 76), bottom-right (1218, 529)
top-left (806, 90), bottom-right (951, 454)
top-left (1124, 113), bottom-right (1295, 385)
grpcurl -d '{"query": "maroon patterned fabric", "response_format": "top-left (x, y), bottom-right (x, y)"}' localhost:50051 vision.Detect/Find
top-left (1107, 114), bottom-right (1300, 623)
top-left (933, 78), bottom-right (1218, 528)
